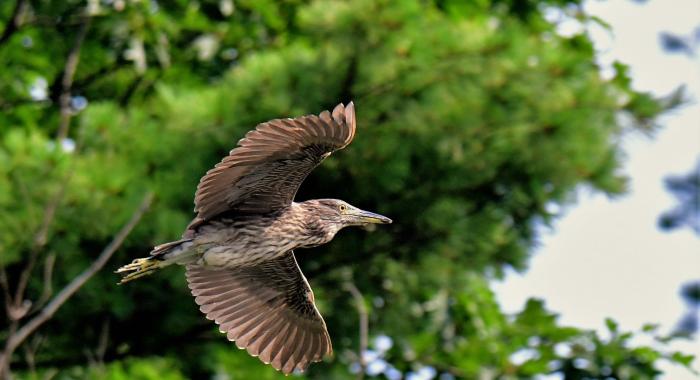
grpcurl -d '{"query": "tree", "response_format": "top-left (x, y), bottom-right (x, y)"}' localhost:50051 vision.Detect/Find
top-left (0, 0), bottom-right (694, 378)
top-left (659, 160), bottom-right (700, 234)
top-left (659, 161), bottom-right (700, 337)
top-left (657, 19), bottom-right (700, 337)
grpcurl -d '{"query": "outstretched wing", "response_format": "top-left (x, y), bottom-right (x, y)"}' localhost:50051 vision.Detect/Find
top-left (194, 102), bottom-right (356, 220)
top-left (185, 252), bottom-right (332, 374)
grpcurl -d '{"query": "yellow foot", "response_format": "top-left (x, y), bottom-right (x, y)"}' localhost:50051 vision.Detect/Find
top-left (116, 258), bottom-right (161, 284)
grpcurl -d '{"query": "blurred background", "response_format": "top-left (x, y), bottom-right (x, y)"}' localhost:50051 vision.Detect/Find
top-left (0, 0), bottom-right (698, 379)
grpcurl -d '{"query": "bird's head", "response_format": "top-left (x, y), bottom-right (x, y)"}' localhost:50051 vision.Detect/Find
top-left (309, 199), bottom-right (392, 228)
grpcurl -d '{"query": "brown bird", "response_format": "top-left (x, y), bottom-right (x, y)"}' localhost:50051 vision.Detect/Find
top-left (117, 102), bottom-right (391, 374)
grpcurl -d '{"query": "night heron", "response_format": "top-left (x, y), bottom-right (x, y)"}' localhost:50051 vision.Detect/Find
top-left (117, 102), bottom-right (391, 374)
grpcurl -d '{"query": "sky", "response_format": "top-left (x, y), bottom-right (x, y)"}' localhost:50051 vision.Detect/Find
top-left (493, 0), bottom-right (700, 378)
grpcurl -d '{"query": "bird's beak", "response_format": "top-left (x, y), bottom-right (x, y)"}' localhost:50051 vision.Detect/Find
top-left (352, 209), bottom-right (392, 225)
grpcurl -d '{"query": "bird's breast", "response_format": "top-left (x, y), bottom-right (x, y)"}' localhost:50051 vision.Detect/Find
top-left (194, 216), bottom-right (317, 268)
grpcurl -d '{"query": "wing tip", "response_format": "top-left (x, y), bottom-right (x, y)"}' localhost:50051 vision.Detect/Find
top-left (331, 101), bottom-right (356, 145)
top-left (346, 101), bottom-right (356, 143)
top-left (344, 101), bottom-right (355, 130)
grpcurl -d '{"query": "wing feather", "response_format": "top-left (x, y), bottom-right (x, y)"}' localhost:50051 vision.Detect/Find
top-left (185, 252), bottom-right (332, 374)
top-left (285, 328), bottom-right (307, 374)
top-left (191, 102), bottom-right (356, 221)
top-left (257, 320), bottom-right (288, 362)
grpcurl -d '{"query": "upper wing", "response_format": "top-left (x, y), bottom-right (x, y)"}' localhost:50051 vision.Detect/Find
top-left (185, 252), bottom-right (332, 374)
top-left (194, 102), bottom-right (356, 219)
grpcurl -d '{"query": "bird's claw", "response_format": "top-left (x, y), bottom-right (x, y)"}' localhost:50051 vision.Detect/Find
top-left (116, 258), bottom-right (160, 284)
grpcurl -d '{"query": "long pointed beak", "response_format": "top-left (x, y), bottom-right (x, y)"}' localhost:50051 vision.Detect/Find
top-left (355, 209), bottom-right (392, 224)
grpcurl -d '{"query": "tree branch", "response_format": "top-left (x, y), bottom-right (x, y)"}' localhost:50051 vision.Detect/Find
top-left (344, 281), bottom-right (368, 380)
top-left (0, 269), bottom-right (11, 312)
top-left (56, 17), bottom-right (90, 141)
top-left (29, 254), bottom-right (55, 314)
top-left (12, 178), bottom-right (70, 315)
top-left (0, 0), bottom-right (28, 47)
top-left (0, 192), bottom-right (154, 376)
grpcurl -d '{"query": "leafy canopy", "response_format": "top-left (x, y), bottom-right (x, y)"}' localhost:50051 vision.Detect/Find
top-left (0, 0), bottom-right (693, 378)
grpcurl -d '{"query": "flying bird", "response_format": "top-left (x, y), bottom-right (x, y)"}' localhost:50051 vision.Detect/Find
top-left (117, 102), bottom-right (391, 374)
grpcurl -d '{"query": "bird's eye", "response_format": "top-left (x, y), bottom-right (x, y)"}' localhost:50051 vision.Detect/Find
top-left (339, 204), bottom-right (347, 212)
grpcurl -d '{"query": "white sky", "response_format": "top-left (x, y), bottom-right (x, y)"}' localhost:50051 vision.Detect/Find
top-left (493, 0), bottom-right (700, 378)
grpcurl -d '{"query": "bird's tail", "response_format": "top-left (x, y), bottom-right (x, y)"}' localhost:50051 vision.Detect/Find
top-left (116, 239), bottom-right (193, 284)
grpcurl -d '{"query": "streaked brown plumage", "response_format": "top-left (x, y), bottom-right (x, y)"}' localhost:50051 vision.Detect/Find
top-left (117, 102), bottom-right (391, 374)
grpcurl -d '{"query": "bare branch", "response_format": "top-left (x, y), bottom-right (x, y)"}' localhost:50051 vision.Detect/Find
top-left (85, 318), bottom-right (110, 367)
top-left (29, 254), bottom-right (56, 314)
top-left (0, 268), bottom-right (11, 311)
top-left (13, 178), bottom-right (70, 309)
top-left (0, 192), bottom-right (154, 376)
top-left (56, 17), bottom-right (91, 141)
top-left (33, 182), bottom-right (69, 250)
top-left (95, 318), bottom-right (109, 365)
top-left (22, 334), bottom-right (43, 376)
top-left (0, 0), bottom-right (28, 46)
top-left (344, 281), bottom-right (369, 380)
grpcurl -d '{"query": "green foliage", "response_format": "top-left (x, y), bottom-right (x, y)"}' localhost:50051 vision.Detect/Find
top-left (36, 357), bottom-right (188, 380)
top-left (1, 0), bottom-right (693, 378)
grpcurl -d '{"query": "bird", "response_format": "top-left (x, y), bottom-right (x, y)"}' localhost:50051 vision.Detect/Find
top-left (116, 102), bottom-right (391, 374)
